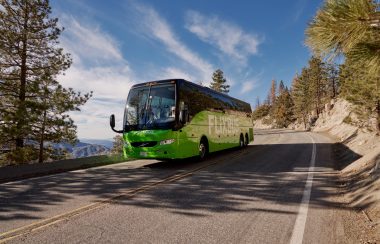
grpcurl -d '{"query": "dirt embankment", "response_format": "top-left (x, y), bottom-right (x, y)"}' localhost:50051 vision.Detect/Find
top-left (314, 99), bottom-right (380, 241)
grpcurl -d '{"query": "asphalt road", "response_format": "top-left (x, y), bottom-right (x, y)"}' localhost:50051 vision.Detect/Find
top-left (0, 129), bottom-right (354, 243)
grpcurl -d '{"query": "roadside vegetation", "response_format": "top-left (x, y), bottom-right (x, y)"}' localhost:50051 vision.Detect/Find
top-left (111, 135), bottom-right (124, 155)
top-left (253, 0), bottom-right (379, 131)
top-left (0, 0), bottom-right (92, 164)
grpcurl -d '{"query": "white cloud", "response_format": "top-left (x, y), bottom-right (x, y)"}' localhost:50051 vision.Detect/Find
top-left (59, 15), bottom-right (123, 65)
top-left (185, 11), bottom-right (261, 65)
top-left (58, 65), bottom-right (133, 101)
top-left (161, 67), bottom-right (194, 81)
top-left (133, 4), bottom-right (214, 82)
top-left (57, 15), bottom-right (134, 139)
top-left (240, 80), bottom-right (257, 94)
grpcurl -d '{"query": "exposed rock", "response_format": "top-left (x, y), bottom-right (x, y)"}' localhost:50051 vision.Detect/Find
top-left (253, 115), bottom-right (273, 129)
top-left (313, 98), bottom-right (380, 156)
top-left (313, 99), bottom-right (352, 132)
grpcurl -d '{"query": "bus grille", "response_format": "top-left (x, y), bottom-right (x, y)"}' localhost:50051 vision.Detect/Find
top-left (131, 141), bottom-right (157, 147)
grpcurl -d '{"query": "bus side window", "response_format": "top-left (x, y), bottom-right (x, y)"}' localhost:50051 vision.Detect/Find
top-left (179, 84), bottom-right (194, 121)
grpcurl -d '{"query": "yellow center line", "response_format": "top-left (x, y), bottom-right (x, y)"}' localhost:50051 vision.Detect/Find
top-left (0, 149), bottom-right (246, 243)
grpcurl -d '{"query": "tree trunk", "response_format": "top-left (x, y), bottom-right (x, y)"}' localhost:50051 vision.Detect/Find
top-left (377, 99), bottom-right (380, 133)
top-left (38, 110), bottom-right (47, 163)
top-left (15, 2), bottom-right (29, 150)
top-left (377, 77), bottom-right (380, 133)
top-left (332, 77), bottom-right (336, 98)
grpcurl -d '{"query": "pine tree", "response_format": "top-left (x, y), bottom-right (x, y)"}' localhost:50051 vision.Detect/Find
top-left (252, 104), bottom-right (271, 120)
top-left (306, 0), bottom-right (379, 76)
top-left (264, 94), bottom-right (270, 105)
top-left (111, 135), bottom-right (124, 155)
top-left (278, 80), bottom-right (285, 95)
top-left (34, 72), bottom-right (91, 163)
top-left (255, 96), bottom-right (260, 109)
top-left (210, 69), bottom-right (230, 93)
top-left (272, 86), bottom-right (294, 128)
top-left (306, 0), bottom-right (379, 130)
top-left (0, 0), bottom-right (91, 163)
top-left (307, 57), bottom-right (328, 116)
top-left (326, 62), bottom-right (339, 98)
top-left (339, 55), bottom-right (380, 130)
top-left (269, 79), bottom-right (277, 105)
top-left (291, 70), bottom-right (313, 129)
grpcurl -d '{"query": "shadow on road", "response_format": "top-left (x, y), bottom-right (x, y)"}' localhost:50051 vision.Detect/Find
top-left (253, 129), bottom-right (307, 136)
top-left (0, 140), bottom-right (364, 225)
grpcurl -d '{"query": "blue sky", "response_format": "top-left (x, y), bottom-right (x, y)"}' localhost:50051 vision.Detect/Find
top-left (50, 0), bottom-right (323, 140)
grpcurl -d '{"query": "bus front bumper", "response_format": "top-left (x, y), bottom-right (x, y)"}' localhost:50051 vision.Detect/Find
top-left (123, 143), bottom-right (178, 159)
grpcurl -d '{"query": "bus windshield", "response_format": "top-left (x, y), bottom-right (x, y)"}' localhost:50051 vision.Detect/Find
top-left (124, 83), bottom-right (176, 131)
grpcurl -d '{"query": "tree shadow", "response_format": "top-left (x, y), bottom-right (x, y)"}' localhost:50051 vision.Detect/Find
top-left (254, 129), bottom-right (306, 136)
top-left (0, 140), bottom-right (366, 233)
top-left (333, 142), bottom-right (362, 170)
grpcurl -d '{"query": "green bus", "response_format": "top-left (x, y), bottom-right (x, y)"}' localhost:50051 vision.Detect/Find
top-left (110, 79), bottom-right (253, 160)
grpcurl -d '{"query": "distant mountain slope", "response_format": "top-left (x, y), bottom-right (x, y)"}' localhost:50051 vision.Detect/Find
top-left (51, 140), bottom-right (112, 158)
top-left (72, 144), bottom-right (110, 158)
top-left (80, 139), bottom-right (113, 149)
top-left (50, 141), bottom-right (90, 152)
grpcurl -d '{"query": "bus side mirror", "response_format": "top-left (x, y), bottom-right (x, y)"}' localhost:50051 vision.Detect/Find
top-left (110, 114), bottom-right (123, 133)
top-left (110, 114), bottom-right (116, 128)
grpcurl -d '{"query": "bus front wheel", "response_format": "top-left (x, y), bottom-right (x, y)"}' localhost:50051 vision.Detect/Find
top-left (199, 138), bottom-right (208, 160)
top-left (245, 133), bottom-right (249, 146)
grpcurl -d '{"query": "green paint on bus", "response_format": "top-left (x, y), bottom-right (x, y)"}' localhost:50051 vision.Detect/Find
top-left (111, 79), bottom-right (254, 159)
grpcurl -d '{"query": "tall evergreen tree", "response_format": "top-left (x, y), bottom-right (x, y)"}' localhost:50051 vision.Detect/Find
top-left (0, 0), bottom-right (91, 163)
top-left (325, 62), bottom-right (340, 98)
top-left (269, 79), bottom-right (277, 105)
top-left (308, 57), bottom-right (328, 115)
top-left (210, 69), bottom-right (230, 93)
top-left (272, 85), bottom-right (294, 128)
top-left (278, 80), bottom-right (285, 95)
top-left (255, 96), bottom-right (261, 109)
top-left (291, 70), bottom-right (313, 129)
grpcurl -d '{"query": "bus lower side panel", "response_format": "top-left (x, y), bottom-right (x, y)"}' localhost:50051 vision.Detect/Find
top-left (123, 129), bottom-right (253, 160)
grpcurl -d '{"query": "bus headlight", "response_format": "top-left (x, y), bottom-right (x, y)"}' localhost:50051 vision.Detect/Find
top-left (160, 139), bottom-right (175, 145)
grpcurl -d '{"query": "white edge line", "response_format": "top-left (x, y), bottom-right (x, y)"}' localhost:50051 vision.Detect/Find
top-left (289, 134), bottom-right (316, 244)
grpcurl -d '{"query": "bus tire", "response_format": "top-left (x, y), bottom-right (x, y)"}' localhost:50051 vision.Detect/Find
top-left (199, 137), bottom-right (208, 160)
top-left (245, 133), bottom-right (249, 146)
top-left (239, 134), bottom-right (244, 148)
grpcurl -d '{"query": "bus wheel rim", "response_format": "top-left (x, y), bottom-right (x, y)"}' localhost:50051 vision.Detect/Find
top-left (199, 143), bottom-right (206, 158)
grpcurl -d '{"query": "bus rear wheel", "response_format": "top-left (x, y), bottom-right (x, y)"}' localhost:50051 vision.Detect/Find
top-left (199, 138), bottom-right (208, 160)
top-left (239, 134), bottom-right (244, 148)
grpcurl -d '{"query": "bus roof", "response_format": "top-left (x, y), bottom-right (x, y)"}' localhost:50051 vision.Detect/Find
top-left (131, 79), bottom-right (251, 110)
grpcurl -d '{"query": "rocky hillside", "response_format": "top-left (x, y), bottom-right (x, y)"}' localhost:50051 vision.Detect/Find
top-left (313, 99), bottom-right (379, 155)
